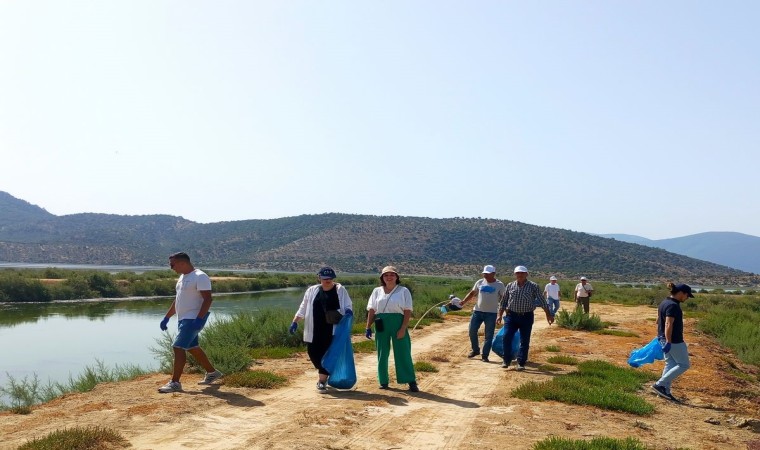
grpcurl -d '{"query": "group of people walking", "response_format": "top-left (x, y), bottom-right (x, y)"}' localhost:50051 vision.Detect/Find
top-left (155, 252), bottom-right (692, 402)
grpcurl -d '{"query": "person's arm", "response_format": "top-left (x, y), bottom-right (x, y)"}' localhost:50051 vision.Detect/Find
top-left (292, 286), bottom-right (313, 323)
top-left (197, 290), bottom-right (213, 319)
top-left (497, 289), bottom-right (508, 323)
top-left (164, 299), bottom-right (177, 319)
top-left (460, 288), bottom-right (478, 305)
top-left (338, 285), bottom-right (353, 314)
top-left (664, 316), bottom-right (675, 344)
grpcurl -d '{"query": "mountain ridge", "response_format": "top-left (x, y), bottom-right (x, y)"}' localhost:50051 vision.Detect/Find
top-left (1, 191), bottom-right (757, 285)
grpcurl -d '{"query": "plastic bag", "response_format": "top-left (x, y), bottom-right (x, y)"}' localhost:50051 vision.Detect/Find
top-left (627, 337), bottom-right (664, 368)
top-left (492, 327), bottom-right (521, 358)
top-left (321, 313), bottom-right (357, 389)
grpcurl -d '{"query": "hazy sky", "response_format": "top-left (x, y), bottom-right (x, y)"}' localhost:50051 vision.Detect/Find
top-left (2, 1), bottom-right (759, 240)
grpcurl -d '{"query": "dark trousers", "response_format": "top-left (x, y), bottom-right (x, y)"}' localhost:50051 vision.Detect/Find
top-left (502, 311), bottom-right (535, 366)
top-left (307, 336), bottom-right (333, 375)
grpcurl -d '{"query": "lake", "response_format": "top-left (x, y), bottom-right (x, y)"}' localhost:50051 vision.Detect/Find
top-left (0, 289), bottom-right (306, 402)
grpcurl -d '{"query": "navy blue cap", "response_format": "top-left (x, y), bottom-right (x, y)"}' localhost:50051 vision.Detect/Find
top-left (318, 267), bottom-right (336, 279)
top-left (674, 283), bottom-right (694, 298)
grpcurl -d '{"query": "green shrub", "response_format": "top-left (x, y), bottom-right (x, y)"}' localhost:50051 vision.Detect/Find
top-left (414, 361), bottom-right (438, 373)
top-left (223, 370), bottom-right (287, 389)
top-left (594, 329), bottom-right (639, 338)
top-left (547, 355), bottom-right (579, 365)
top-left (513, 360), bottom-right (657, 416)
top-left (533, 436), bottom-right (647, 450)
top-left (18, 426), bottom-right (130, 450)
top-left (545, 345), bottom-right (561, 352)
top-left (353, 340), bottom-right (376, 353)
top-left (556, 306), bottom-right (604, 331)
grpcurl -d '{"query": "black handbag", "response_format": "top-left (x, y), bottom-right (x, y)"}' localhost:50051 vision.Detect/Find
top-left (317, 287), bottom-right (343, 324)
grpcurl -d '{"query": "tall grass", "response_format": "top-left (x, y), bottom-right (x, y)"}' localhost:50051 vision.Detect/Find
top-left (556, 306), bottom-right (604, 331)
top-left (17, 426), bottom-right (130, 450)
top-left (0, 360), bottom-right (148, 413)
top-left (512, 360), bottom-right (657, 415)
top-left (533, 436), bottom-right (647, 450)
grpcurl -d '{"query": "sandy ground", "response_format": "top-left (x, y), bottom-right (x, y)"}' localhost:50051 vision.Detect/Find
top-left (2, 303), bottom-right (759, 450)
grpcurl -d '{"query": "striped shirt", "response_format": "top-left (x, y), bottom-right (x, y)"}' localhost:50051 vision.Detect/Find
top-left (500, 280), bottom-right (549, 314)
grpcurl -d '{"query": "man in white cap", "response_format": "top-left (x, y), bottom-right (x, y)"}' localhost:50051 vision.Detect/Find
top-left (574, 276), bottom-right (594, 314)
top-left (544, 276), bottom-right (561, 316)
top-left (497, 266), bottom-right (554, 370)
top-left (445, 294), bottom-right (463, 311)
top-left (460, 265), bottom-right (506, 362)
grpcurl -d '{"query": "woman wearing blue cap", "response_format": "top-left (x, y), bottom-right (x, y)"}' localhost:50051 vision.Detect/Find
top-left (290, 267), bottom-right (353, 393)
top-left (651, 282), bottom-right (694, 402)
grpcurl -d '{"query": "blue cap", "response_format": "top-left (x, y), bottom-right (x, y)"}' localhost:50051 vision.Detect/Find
top-left (674, 283), bottom-right (694, 298)
top-left (318, 266), bottom-right (336, 279)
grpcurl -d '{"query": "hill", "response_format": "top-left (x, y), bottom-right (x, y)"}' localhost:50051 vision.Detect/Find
top-left (601, 232), bottom-right (760, 275)
top-left (1, 191), bottom-right (757, 285)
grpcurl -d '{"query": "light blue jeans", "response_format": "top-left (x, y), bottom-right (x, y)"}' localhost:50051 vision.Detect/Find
top-left (469, 310), bottom-right (497, 358)
top-left (656, 342), bottom-right (690, 393)
top-left (546, 297), bottom-right (560, 316)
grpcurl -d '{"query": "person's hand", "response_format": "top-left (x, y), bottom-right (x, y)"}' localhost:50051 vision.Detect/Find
top-left (289, 322), bottom-right (298, 334)
top-left (344, 309), bottom-right (353, 317)
top-left (160, 317), bottom-right (170, 331)
top-left (661, 342), bottom-right (671, 353)
top-left (396, 329), bottom-right (406, 340)
top-left (496, 316), bottom-right (503, 325)
top-left (365, 328), bottom-right (373, 339)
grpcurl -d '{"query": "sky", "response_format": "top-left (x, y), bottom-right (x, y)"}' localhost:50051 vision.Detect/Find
top-left (2, 1), bottom-right (759, 240)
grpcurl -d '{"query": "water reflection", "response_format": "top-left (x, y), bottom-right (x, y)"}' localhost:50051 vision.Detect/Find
top-left (0, 289), bottom-right (305, 401)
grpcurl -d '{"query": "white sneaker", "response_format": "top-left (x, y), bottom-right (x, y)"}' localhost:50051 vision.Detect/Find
top-left (158, 381), bottom-right (182, 393)
top-left (198, 370), bottom-right (223, 385)
top-left (516, 364), bottom-right (526, 371)
top-left (316, 381), bottom-right (328, 393)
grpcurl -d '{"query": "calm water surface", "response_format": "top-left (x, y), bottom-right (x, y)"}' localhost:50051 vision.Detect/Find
top-left (0, 289), bottom-right (305, 398)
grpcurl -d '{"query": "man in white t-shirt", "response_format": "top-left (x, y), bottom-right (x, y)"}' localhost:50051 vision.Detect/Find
top-left (157, 252), bottom-right (223, 393)
top-left (460, 265), bottom-right (506, 362)
top-left (544, 276), bottom-right (561, 316)
top-left (574, 276), bottom-right (594, 314)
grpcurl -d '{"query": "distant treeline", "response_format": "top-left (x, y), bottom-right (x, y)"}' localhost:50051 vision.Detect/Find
top-left (0, 268), bottom-right (380, 302)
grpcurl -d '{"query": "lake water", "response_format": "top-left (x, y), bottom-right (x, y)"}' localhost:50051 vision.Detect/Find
top-left (0, 289), bottom-right (305, 402)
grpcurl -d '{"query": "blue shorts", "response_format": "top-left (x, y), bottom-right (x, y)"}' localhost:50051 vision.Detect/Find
top-left (173, 318), bottom-right (202, 350)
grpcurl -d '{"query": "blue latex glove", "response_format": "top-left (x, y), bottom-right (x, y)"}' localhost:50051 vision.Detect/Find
top-left (365, 328), bottom-right (373, 339)
top-left (289, 322), bottom-right (298, 334)
top-left (345, 309), bottom-right (353, 317)
top-left (160, 317), bottom-right (170, 331)
top-left (661, 342), bottom-right (671, 354)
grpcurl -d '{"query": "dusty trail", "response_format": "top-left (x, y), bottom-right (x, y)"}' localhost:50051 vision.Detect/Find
top-left (2, 304), bottom-right (759, 450)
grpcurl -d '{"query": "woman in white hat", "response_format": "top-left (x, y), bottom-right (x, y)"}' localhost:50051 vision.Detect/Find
top-left (365, 266), bottom-right (419, 392)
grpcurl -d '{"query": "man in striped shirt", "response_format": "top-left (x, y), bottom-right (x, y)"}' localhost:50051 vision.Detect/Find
top-left (496, 265), bottom-right (554, 370)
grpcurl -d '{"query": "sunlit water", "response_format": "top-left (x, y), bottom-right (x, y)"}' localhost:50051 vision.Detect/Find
top-left (0, 289), bottom-right (305, 403)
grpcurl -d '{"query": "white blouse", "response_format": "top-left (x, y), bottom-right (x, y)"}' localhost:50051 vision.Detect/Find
top-left (367, 285), bottom-right (413, 314)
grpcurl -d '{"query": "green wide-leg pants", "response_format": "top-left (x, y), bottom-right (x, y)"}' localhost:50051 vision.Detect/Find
top-left (374, 312), bottom-right (416, 385)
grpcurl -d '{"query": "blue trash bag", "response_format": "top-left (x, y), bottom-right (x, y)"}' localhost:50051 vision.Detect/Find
top-left (628, 337), bottom-right (664, 368)
top-left (321, 313), bottom-right (357, 389)
top-left (492, 327), bottom-right (521, 358)
top-left (440, 305), bottom-right (449, 315)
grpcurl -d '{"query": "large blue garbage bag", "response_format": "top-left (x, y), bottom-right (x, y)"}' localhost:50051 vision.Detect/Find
top-left (321, 313), bottom-right (357, 389)
top-left (492, 327), bottom-right (521, 358)
top-left (627, 337), bottom-right (664, 368)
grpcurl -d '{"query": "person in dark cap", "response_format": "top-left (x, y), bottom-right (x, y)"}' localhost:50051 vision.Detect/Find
top-left (651, 282), bottom-right (694, 402)
top-left (290, 266), bottom-right (353, 393)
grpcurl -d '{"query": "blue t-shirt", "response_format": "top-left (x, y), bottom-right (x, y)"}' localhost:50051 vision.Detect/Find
top-left (657, 297), bottom-right (684, 343)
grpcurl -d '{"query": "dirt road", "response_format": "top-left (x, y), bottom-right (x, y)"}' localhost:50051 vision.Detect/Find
top-left (2, 304), bottom-right (759, 449)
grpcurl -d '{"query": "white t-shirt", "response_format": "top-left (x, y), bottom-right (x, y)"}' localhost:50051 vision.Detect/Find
top-left (175, 269), bottom-right (212, 320)
top-left (472, 278), bottom-right (506, 313)
top-left (575, 282), bottom-right (593, 298)
top-left (544, 283), bottom-right (560, 300)
top-left (367, 285), bottom-right (413, 314)
top-left (449, 296), bottom-right (462, 308)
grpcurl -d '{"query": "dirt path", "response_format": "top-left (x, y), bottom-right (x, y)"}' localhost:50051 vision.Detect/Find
top-left (2, 304), bottom-right (759, 449)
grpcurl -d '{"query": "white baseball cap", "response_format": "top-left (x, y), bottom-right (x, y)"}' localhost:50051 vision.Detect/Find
top-left (580, 276), bottom-right (587, 281)
top-left (482, 265), bottom-right (496, 274)
top-left (550, 276), bottom-right (557, 281)
top-left (514, 265), bottom-right (528, 273)
top-left (449, 294), bottom-right (455, 299)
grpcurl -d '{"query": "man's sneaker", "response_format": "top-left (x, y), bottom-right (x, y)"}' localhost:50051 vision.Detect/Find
top-left (198, 370), bottom-right (223, 385)
top-left (516, 364), bottom-right (526, 371)
top-left (501, 361), bottom-right (510, 368)
top-left (408, 382), bottom-right (419, 393)
top-left (379, 384), bottom-right (389, 390)
top-left (482, 356), bottom-right (490, 362)
top-left (467, 351), bottom-right (480, 358)
top-left (651, 383), bottom-right (674, 400)
top-left (158, 381), bottom-right (182, 393)
top-left (316, 381), bottom-right (328, 393)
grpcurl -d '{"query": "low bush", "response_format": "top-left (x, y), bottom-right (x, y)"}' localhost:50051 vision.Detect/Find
top-left (533, 436), bottom-right (647, 450)
top-left (223, 370), bottom-right (287, 389)
top-left (556, 306), bottom-right (604, 331)
top-left (18, 426), bottom-right (130, 450)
